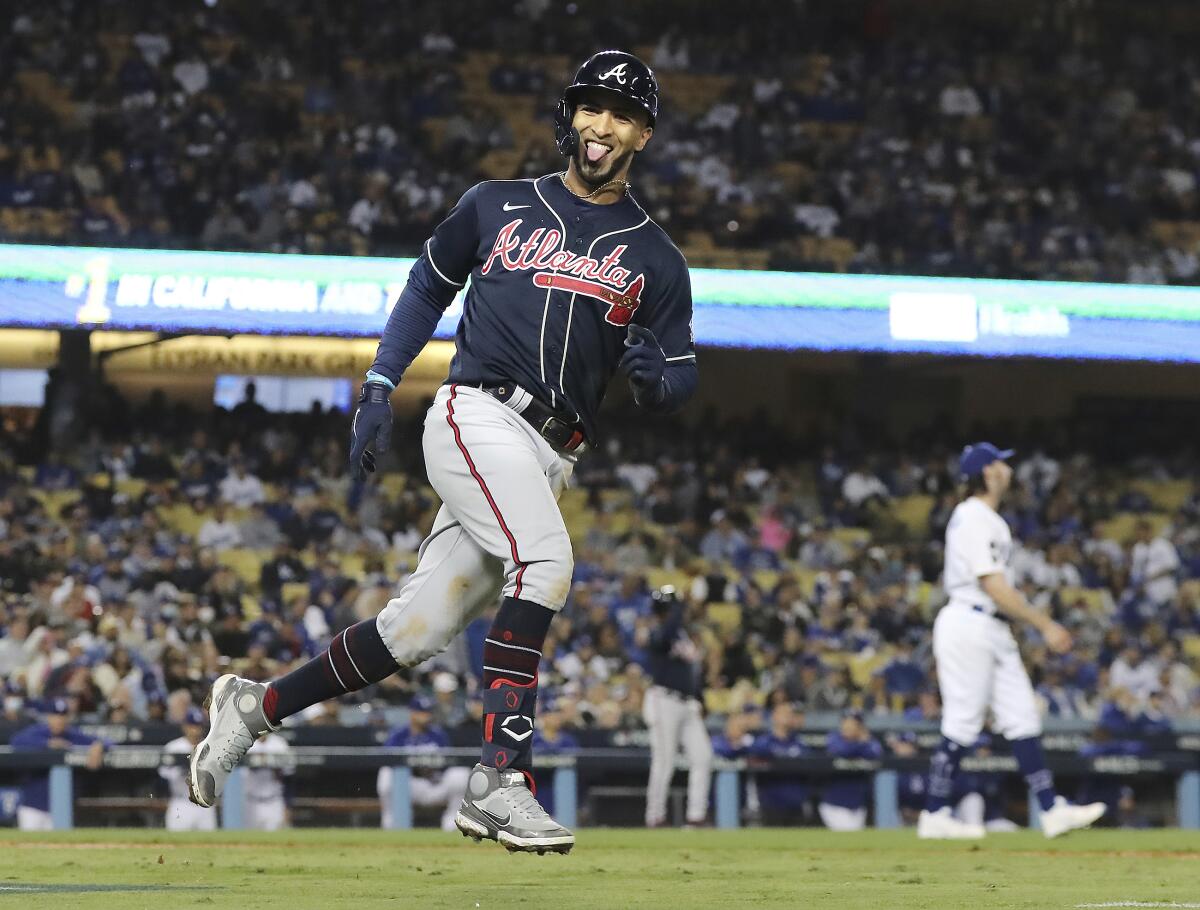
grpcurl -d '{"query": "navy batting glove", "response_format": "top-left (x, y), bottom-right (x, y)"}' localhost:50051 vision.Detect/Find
top-left (620, 324), bottom-right (666, 407)
top-left (349, 381), bottom-right (394, 480)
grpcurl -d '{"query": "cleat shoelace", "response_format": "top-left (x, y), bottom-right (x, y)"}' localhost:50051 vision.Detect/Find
top-left (505, 785), bottom-right (552, 824)
top-left (216, 724), bottom-right (255, 772)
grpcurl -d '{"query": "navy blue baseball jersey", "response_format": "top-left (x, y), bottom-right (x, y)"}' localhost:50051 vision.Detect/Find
top-left (10, 723), bottom-right (100, 811)
top-left (370, 174), bottom-right (697, 441)
top-left (647, 602), bottom-right (703, 699)
top-left (821, 730), bottom-right (883, 810)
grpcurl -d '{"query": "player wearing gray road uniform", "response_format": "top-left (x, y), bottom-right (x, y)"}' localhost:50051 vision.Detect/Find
top-left (640, 586), bottom-right (713, 827)
top-left (918, 443), bottom-right (1105, 840)
top-left (188, 50), bottom-right (695, 856)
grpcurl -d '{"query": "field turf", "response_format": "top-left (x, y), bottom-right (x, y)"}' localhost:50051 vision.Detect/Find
top-left (2, 828), bottom-right (1198, 909)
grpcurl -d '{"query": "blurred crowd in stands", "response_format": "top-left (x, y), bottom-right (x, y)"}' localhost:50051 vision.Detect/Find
top-left (1, 375), bottom-right (1198, 776)
top-left (5, 0), bottom-right (1200, 280)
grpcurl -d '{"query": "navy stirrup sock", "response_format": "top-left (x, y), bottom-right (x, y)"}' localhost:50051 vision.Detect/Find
top-left (1011, 736), bottom-right (1058, 812)
top-left (480, 596), bottom-right (554, 774)
top-left (925, 737), bottom-right (966, 812)
top-left (263, 618), bottom-right (400, 724)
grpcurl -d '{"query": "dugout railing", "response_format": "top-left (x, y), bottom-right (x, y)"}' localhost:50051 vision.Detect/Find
top-left (1, 746), bottom-right (1197, 831)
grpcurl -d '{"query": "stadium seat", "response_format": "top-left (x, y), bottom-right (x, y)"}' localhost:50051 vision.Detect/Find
top-left (847, 653), bottom-right (888, 688)
top-left (1097, 512), bottom-right (1170, 544)
top-left (30, 489), bottom-right (82, 516)
top-left (1129, 479), bottom-right (1192, 511)
top-left (752, 569), bottom-right (781, 591)
top-left (646, 568), bottom-right (690, 592)
top-left (114, 478), bottom-right (147, 498)
top-left (1058, 587), bottom-right (1111, 616)
top-left (1182, 635), bottom-right (1200, 662)
top-left (281, 581), bottom-right (311, 606)
top-left (218, 548), bottom-right (268, 589)
top-left (706, 602), bottom-right (742, 633)
top-left (890, 494), bottom-right (934, 535)
top-left (158, 503), bottom-right (206, 536)
top-left (830, 527), bottom-right (870, 548)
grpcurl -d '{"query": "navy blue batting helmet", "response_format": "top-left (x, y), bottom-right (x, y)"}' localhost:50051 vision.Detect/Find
top-left (555, 50), bottom-right (659, 157)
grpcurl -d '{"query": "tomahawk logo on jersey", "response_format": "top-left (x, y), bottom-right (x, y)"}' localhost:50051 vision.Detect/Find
top-left (371, 174), bottom-right (695, 438)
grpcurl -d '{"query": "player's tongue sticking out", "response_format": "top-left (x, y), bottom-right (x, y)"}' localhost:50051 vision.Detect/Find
top-left (586, 141), bottom-right (609, 163)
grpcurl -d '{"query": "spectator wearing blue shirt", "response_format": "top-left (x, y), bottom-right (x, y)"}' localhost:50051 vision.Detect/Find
top-left (882, 640), bottom-right (926, 699)
top-left (376, 695), bottom-right (469, 831)
top-left (750, 703), bottom-right (809, 825)
top-left (9, 698), bottom-right (103, 830)
top-left (712, 707), bottom-right (761, 759)
top-left (819, 711), bottom-right (883, 831)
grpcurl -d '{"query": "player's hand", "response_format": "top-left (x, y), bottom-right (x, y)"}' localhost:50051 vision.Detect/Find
top-left (621, 324), bottom-right (666, 406)
top-left (349, 381), bottom-right (394, 480)
top-left (85, 741), bottom-right (104, 770)
top-left (1041, 620), bottom-right (1072, 654)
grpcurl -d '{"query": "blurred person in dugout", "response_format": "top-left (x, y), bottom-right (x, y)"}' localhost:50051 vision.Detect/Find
top-left (639, 586), bottom-right (713, 827)
top-left (818, 710), bottom-right (883, 832)
top-left (10, 698), bottom-right (103, 830)
top-left (161, 707), bottom-right (217, 830)
top-left (242, 730), bottom-right (293, 830)
top-left (377, 695), bottom-right (471, 831)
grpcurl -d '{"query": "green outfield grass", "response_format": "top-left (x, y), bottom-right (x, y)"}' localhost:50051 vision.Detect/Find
top-left (2, 828), bottom-right (1198, 910)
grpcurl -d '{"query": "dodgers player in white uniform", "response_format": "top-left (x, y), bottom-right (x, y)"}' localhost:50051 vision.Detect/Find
top-left (161, 708), bottom-right (217, 831)
top-left (917, 443), bottom-right (1106, 839)
top-left (242, 732), bottom-right (291, 830)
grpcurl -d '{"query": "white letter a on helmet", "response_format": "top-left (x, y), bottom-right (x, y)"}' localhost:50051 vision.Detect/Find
top-left (599, 63), bottom-right (628, 84)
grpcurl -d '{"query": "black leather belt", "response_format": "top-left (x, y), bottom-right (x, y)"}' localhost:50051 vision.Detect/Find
top-left (478, 382), bottom-right (589, 455)
top-left (971, 604), bottom-right (1009, 624)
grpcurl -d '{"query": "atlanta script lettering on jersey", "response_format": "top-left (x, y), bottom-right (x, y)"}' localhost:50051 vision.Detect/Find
top-left (481, 218), bottom-right (646, 326)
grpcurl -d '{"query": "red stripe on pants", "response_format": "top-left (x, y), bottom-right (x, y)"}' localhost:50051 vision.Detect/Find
top-left (445, 384), bottom-right (528, 596)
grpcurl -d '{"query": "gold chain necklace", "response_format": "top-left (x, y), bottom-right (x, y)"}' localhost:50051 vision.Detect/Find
top-left (559, 171), bottom-right (629, 201)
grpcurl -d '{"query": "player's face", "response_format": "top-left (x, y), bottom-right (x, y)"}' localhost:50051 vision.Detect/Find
top-left (983, 460), bottom-right (1013, 497)
top-left (572, 91), bottom-right (653, 187)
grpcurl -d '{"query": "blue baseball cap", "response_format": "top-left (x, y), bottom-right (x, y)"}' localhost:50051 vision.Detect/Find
top-left (959, 442), bottom-right (1015, 478)
top-left (47, 698), bottom-right (70, 716)
top-left (183, 707), bottom-right (206, 726)
top-left (408, 694), bottom-right (435, 713)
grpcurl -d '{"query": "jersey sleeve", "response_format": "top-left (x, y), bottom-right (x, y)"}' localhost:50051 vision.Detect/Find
top-left (958, 512), bottom-right (1007, 579)
top-left (9, 726), bottom-right (42, 748)
top-left (639, 248), bottom-right (695, 362)
top-left (369, 185), bottom-right (481, 385)
top-left (634, 247), bottom-right (698, 414)
top-left (425, 184), bottom-right (482, 286)
top-left (383, 729), bottom-right (405, 748)
top-left (66, 728), bottom-right (99, 747)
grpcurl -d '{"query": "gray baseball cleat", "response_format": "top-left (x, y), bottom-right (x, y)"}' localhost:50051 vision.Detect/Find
top-left (454, 763), bottom-right (575, 854)
top-left (187, 674), bottom-right (277, 808)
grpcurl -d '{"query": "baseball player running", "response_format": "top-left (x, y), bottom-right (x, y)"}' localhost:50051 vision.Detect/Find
top-left (187, 50), bottom-right (696, 855)
top-left (640, 585), bottom-right (713, 827)
top-left (918, 443), bottom-right (1105, 839)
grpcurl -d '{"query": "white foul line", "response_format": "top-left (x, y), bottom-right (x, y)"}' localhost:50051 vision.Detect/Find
top-left (1076, 903), bottom-right (1200, 908)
